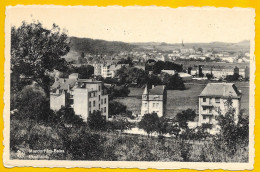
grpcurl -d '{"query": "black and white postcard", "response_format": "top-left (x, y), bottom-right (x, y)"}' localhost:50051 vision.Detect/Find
top-left (4, 6), bottom-right (255, 170)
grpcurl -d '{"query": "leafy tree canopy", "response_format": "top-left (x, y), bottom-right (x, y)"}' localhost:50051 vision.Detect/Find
top-left (87, 110), bottom-right (106, 131)
top-left (11, 22), bottom-right (70, 94)
top-left (176, 109), bottom-right (196, 129)
top-left (138, 113), bottom-right (160, 136)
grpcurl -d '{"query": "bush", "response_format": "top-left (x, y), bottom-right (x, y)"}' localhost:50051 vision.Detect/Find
top-left (180, 141), bottom-right (192, 161)
top-left (56, 106), bottom-right (84, 125)
top-left (11, 85), bottom-right (54, 123)
top-left (87, 110), bottom-right (106, 131)
top-left (106, 119), bottom-right (133, 132)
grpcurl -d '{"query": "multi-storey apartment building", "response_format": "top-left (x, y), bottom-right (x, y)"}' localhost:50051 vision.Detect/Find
top-left (198, 83), bottom-right (241, 132)
top-left (93, 63), bottom-right (128, 78)
top-left (50, 73), bottom-right (109, 121)
top-left (141, 85), bottom-right (167, 117)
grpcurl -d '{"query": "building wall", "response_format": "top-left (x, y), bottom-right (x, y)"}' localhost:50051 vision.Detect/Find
top-left (73, 88), bottom-right (89, 121)
top-left (94, 64), bottom-right (103, 76)
top-left (198, 96), bottom-right (240, 130)
top-left (50, 93), bottom-right (66, 111)
top-left (101, 95), bottom-right (109, 119)
top-left (141, 95), bottom-right (164, 117)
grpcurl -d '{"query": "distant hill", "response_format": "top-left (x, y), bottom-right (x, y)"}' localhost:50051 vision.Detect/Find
top-left (63, 37), bottom-right (250, 62)
top-left (69, 37), bottom-right (137, 55)
top-left (133, 40), bottom-right (250, 52)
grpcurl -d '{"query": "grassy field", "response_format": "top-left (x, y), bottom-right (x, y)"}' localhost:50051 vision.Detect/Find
top-left (115, 81), bottom-right (249, 118)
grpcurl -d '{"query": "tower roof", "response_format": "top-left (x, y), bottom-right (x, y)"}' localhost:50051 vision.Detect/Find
top-left (143, 85), bottom-right (148, 95)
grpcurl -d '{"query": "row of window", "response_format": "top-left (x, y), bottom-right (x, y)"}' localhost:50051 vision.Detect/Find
top-left (202, 97), bottom-right (220, 103)
top-left (202, 106), bottom-right (213, 113)
top-left (144, 103), bottom-right (160, 108)
top-left (144, 110), bottom-right (159, 114)
top-left (89, 98), bottom-right (107, 108)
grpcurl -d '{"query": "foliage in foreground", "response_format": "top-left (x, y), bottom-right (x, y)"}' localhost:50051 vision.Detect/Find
top-left (10, 118), bottom-right (248, 162)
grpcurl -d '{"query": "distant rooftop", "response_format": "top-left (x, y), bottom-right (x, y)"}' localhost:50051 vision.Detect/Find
top-left (199, 83), bottom-right (241, 98)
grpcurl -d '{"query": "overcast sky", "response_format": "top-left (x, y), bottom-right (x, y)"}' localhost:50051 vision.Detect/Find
top-left (6, 6), bottom-right (255, 44)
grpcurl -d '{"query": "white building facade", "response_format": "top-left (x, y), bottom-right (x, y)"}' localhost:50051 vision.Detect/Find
top-left (198, 83), bottom-right (241, 133)
top-left (141, 85), bottom-right (167, 117)
top-left (50, 74), bottom-right (109, 121)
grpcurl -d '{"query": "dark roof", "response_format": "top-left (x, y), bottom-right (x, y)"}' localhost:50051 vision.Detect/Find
top-left (199, 83), bottom-right (241, 98)
top-left (51, 78), bottom-right (102, 91)
top-left (149, 85), bottom-right (165, 95)
top-left (51, 79), bottom-right (77, 91)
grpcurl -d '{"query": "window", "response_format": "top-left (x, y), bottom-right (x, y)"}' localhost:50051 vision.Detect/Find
top-left (99, 85), bottom-right (101, 91)
top-left (99, 95), bottom-right (100, 101)
top-left (203, 98), bottom-right (206, 102)
top-left (144, 103), bottom-right (147, 107)
top-left (93, 101), bottom-right (96, 107)
top-left (104, 98), bottom-right (106, 104)
top-left (104, 107), bottom-right (106, 113)
top-left (209, 108), bottom-right (212, 113)
top-left (99, 104), bottom-right (100, 109)
top-left (89, 111), bottom-right (91, 114)
top-left (101, 108), bottom-right (103, 113)
top-left (153, 103), bottom-right (155, 107)
top-left (156, 103), bottom-right (159, 108)
top-left (203, 116), bottom-right (206, 120)
top-left (89, 101), bottom-right (91, 107)
top-left (215, 98), bottom-right (220, 103)
top-left (101, 99), bottom-right (103, 104)
top-left (203, 107), bottom-right (206, 111)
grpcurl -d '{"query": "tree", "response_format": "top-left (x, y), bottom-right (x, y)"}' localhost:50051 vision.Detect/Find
top-left (106, 119), bottom-right (133, 132)
top-left (116, 67), bottom-right (149, 87)
top-left (117, 56), bottom-right (133, 66)
top-left (166, 73), bottom-right (185, 90)
top-left (106, 85), bottom-right (130, 100)
top-left (72, 65), bottom-right (94, 79)
top-left (11, 85), bottom-right (54, 122)
top-left (108, 101), bottom-right (127, 117)
top-left (215, 96), bottom-right (244, 155)
top-left (11, 22), bottom-right (70, 95)
top-left (87, 110), bottom-right (106, 131)
top-left (157, 117), bottom-right (170, 136)
top-left (197, 47), bottom-right (203, 52)
top-left (225, 73), bottom-right (240, 82)
top-left (206, 73), bottom-right (213, 80)
top-left (138, 113), bottom-right (160, 136)
top-left (56, 106), bottom-right (84, 125)
top-left (176, 109), bottom-right (196, 129)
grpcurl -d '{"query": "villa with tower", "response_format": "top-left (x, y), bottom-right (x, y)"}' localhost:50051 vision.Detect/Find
top-left (141, 85), bottom-right (167, 117)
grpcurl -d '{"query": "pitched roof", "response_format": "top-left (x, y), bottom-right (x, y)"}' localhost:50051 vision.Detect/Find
top-left (199, 83), bottom-right (241, 98)
top-left (51, 79), bottom-right (77, 91)
top-left (51, 78), bottom-right (102, 91)
top-left (149, 85), bottom-right (165, 95)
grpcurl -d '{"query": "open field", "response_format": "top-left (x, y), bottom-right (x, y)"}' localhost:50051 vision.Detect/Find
top-left (115, 81), bottom-right (250, 118)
